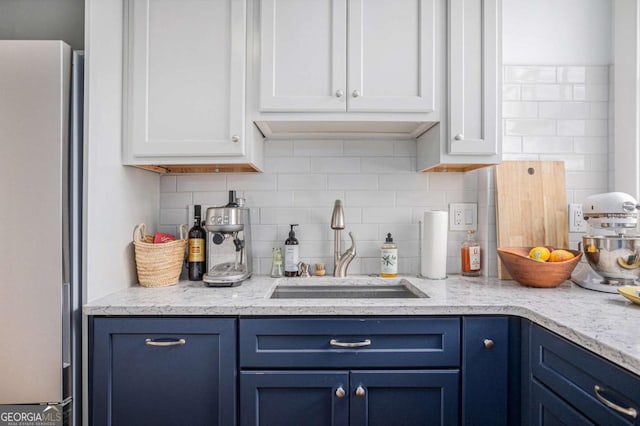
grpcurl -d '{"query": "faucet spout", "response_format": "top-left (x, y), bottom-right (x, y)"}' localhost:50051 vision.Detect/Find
top-left (334, 231), bottom-right (356, 277)
top-left (331, 200), bottom-right (356, 277)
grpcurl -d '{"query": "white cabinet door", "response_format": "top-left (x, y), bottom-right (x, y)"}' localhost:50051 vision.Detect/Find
top-left (348, 0), bottom-right (436, 112)
top-left (259, 0), bottom-right (347, 112)
top-left (448, 0), bottom-right (500, 155)
top-left (127, 0), bottom-right (246, 157)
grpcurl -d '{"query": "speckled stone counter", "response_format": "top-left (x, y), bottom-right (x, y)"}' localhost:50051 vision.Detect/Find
top-left (84, 274), bottom-right (640, 376)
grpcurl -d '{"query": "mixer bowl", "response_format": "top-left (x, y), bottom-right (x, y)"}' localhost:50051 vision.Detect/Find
top-left (582, 235), bottom-right (640, 283)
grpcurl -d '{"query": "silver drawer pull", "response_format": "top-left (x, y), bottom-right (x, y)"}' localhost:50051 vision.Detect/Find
top-left (335, 386), bottom-right (346, 398)
top-left (594, 385), bottom-right (638, 419)
top-left (145, 338), bottom-right (186, 347)
top-left (329, 338), bottom-right (371, 348)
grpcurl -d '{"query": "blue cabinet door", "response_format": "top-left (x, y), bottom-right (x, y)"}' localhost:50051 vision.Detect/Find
top-left (239, 371), bottom-right (349, 426)
top-left (531, 379), bottom-right (595, 425)
top-left (91, 317), bottom-right (236, 426)
top-left (462, 316), bottom-right (512, 425)
top-left (349, 370), bottom-right (460, 426)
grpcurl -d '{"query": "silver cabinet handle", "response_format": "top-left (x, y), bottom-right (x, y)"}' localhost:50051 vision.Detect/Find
top-left (454, 134), bottom-right (464, 141)
top-left (594, 385), bottom-right (638, 419)
top-left (335, 386), bottom-right (346, 399)
top-left (329, 338), bottom-right (371, 348)
top-left (335, 89), bottom-right (344, 98)
top-left (231, 135), bottom-right (240, 143)
top-left (355, 386), bottom-right (366, 398)
top-left (352, 90), bottom-right (360, 98)
top-left (145, 338), bottom-right (186, 347)
top-left (484, 339), bottom-right (494, 350)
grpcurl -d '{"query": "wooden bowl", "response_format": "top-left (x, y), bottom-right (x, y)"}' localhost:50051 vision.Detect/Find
top-left (497, 247), bottom-right (583, 288)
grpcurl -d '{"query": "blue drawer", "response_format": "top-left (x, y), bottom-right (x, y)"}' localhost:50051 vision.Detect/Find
top-left (239, 317), bottom-right (460, 368)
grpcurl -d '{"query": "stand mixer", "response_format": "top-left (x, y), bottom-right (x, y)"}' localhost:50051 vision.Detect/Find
top-left (572, 192), bottom-right (640, 292)
top-left (203, 191), bottom-right (252, 287)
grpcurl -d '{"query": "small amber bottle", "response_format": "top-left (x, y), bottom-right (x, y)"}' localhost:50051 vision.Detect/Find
top-left (461, 230), bottom-right (481, 277)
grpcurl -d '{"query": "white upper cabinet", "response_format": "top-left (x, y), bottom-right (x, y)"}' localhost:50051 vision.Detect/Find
top-left (417, 0), bottom-right (501, 172)
top-left (447, 0), bottom-right (500, 156)
top-left (259, 0), bottom-right (436, 113)
top-left (124, 0), bottom-right (262, 172)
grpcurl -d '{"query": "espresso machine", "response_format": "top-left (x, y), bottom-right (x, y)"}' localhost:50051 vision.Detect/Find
top-left (572, 192), bottom-right (640, 292)
top-left (203, 191), bottom-right (252, 286)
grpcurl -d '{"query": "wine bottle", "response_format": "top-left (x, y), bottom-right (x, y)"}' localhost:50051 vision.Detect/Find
top-left (188, 205), bottom-right (206, 281)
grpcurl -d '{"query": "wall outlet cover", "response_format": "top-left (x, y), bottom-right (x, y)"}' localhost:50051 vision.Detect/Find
top-left (449, 203), bottom-right (477, 231)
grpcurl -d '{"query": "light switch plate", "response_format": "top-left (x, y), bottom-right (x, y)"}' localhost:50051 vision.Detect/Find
top-left (449, 203), bottom-right (477, 231)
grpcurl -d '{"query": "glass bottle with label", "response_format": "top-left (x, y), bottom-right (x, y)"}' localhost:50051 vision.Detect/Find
top-left (461, 230), bottom-right (481, 277)
top-left (284, 224), bottom-right (299, 277)
top-left (380, 233), bottom-right (398, 278)
top-left (187, 205), bottom-right (206, 281)
top-left (270, 247), bottom-right (284, 278)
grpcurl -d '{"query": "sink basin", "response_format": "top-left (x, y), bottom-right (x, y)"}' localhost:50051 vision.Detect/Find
top-left (269, 278), bottom-right (428, 299)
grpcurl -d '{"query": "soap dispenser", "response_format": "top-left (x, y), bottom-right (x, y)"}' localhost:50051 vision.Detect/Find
top-left (381, 233), bottom-right (398, 278)
top-left (284, 224), bottom-right (299, 277)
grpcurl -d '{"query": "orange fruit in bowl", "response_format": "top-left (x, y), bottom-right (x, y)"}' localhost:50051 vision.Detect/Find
top-left (529, 246), bottom-right (551, 262)
top-left (549, 249), bottom-right (576, 262)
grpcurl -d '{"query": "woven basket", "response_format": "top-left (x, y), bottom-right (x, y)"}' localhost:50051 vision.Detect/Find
top-left (133, 223), bottom-right (188, 288)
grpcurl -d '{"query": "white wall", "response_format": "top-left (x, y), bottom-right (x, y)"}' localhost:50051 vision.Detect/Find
top-left (503, 0), bottom-right (611, 65)
top-left (85, 0), bottom-right (159, 301)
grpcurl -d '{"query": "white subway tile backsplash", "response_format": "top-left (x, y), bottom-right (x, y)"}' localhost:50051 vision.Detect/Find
top-left (328, 174), bottom-right (379, 190)
top-left (294, 190), bottom-right (345, 207)
top-left (573, 85), bottom-right (608, 102)
top-left (502, 85), bottom-right (521, 101)
top-left (263, 157), bottom-right (311, 173)
top-left (538, 102), bottom-right (590, 119)
top-left (505, 119), bottom-right (556, 136)
top-left (310, 157), bottom-right (360, 173)
top-left (264, 139), bottom-right (293, 157)
top-left (160, 192), bottom-right (193, 209)
top-left (556, 66), bottom-right (585, 83)
top-left (521, 84), bottom-right (573, 101)
top-left (277, 174), bottom-right (326, 190)
top-left (157, 63), bottom-right (611, 277)
top-left (393, 140), bottom-right (417, 157)
top-left (502, 102), bottom-right (538, 118)
top-left (293, 139), bottom-right (343, 156)
top-left (361, 157), bottom-right (414, 173)
top-left (160, 176), bottom-right (177, 192)
top-left (344, 139), bottom-right (395, 157)
top-left (522, 136), bottom-right (573, 153)
top-left (228, 174), bottom-right (278, 191)
top-left (362, 207), bottom-right (413, 224)
top-left (176, 174), bottom-right (226, 192)
top-left (504, 66), bottom-right (556, 83)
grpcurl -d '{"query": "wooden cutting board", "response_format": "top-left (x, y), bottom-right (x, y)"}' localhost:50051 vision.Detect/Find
top-left (495, 161), bottom-right (569, 279)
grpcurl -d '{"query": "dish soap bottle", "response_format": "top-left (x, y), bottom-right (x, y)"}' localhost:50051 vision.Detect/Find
top-left (461, 230), bottom-right (481, 276)
top-left (380, 233), bottom-right (398, 278)
top-left (284, 224), bottom-right (299, 277)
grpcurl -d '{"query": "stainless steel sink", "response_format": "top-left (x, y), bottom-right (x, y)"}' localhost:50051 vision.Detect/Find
top-left (269, 278), bottom-right (428, 299)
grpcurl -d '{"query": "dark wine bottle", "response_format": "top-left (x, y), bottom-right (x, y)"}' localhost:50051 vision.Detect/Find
top-left (188, 205), bottom-right (206, 281)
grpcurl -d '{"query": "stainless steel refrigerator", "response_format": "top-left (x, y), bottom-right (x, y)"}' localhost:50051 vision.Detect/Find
top-left (0, 40), bottom-right (83, 426)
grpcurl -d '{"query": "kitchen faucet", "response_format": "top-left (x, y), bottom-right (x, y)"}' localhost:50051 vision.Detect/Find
top-left (330, 200), bottom-right (356, 277)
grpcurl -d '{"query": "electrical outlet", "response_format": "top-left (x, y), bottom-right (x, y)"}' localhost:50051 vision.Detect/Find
top-left (449, 203), bottom-right (477, 231)
top-left (569, 203), bottom-right (587, 233)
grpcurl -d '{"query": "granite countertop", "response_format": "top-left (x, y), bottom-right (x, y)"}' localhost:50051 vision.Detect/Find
top-left (84, 273), bottom-right (640, 376)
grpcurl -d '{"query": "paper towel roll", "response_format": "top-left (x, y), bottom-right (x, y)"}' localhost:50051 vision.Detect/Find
top-left (420, 210), bottom-right (448, 279)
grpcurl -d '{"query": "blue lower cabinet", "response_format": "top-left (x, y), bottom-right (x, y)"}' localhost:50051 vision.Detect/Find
top-left (350, 370), bottom-right (460, 426)
top-left (530, 323), bottom-right (640, 425)
top-left (240, 371), bottom-right (349, 426)
top-left (531, 379), bottom-right (595, 426)
top-left (462, 316), bottom-right (514, 425)
top-left (91, 317), bottom-right (236, 426)
top-left (239, 369), bottom-right (459, 426)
